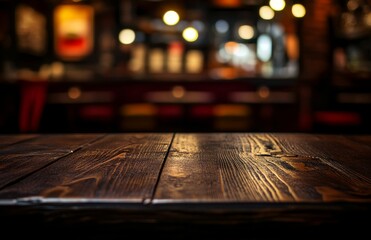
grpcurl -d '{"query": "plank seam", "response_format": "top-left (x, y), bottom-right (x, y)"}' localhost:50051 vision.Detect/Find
top-left (145, 132), bottom-right (175, 205)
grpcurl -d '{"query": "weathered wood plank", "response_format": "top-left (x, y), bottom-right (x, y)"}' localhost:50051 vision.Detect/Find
top-left (0, 134), bottom-right (104, 189)
top-left (250, 133), bottom-right (371, 202)
top-left (155, 133), bottom-right (277, 202)
top-left (0, 134), bottom-right (37, 148)
top-left (154, 133), bottom-right (371, 203)
top-left (0, 133), bottom-right (370, 239)
top-left (346, 135), bottom-right (371, 148)
top-left (0, 133), bottom-right (173, 202)
top-left (275, 134), bottom-right (371, 183)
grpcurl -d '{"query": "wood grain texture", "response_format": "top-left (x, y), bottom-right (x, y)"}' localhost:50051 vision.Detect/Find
top-left (347, 135), bottom-right (371, 148)
top-left (275, 134), bottom-right (371, 187)
top-left (154, 133), bottom-right (371, 203)
top-left (0, 133), bottom-right (370, 239)
top-left (0, 134), bottom-right (173, 202)
top-left (0, 134), bottom-right (103, 189)
top-left (0, 134), bottom-right (37, 148)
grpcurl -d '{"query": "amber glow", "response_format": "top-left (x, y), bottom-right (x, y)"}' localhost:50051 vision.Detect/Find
top-left (16, 5), bottom-right (46, 55)
top-left (259, 6), bottom-right (275, 20)
top-left (224, 41), bottom-right (238, 54)
top-left (129, 44), bottom-right (146, 73)
top-left (68, 87), bottom-right (81, 100)
top-left (258, 86), bottom-right (270, 99)
top-left (149, 48), bottom-right (164, 73)
top-left (213, 104), bottom-right (250, 117)
top-left (292, 4), bottom-right (306, 18)
top-left (286, 34), bottom-right (299, 60)
top-left (168, 42), bottom-right (183, 73)
top-left (121, 104), bottom-right (157, 116)
top-left (364, 12), bottom-right (371, 26)
top-left (213, 0), bottom-right (242, 8)
top-left (186, 50), bottom-right (204, 73)
top-left (172, 86), bottom-right (186, 99)
top-left (238, 25), bottom-right (254, 40)
top-left (54, 5), bottom-right (94, 60)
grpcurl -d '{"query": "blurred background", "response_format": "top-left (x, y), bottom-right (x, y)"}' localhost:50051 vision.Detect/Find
top-left (0, 0), bottom-right (370, 134)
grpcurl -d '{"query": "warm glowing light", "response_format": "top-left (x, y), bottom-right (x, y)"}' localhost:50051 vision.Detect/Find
top-left (259, 6), bottom-right (275, 20)
top-left (365, 12), bottom-right (371, 26)
top-left (68, 87), bottom-right (81, 99)
top-left (163, 10), bottom-right (179, 26)
top-left (213, 0), bottom-right (242, 8)
top-left (269, 0), bottom-right (285, 11)
top-left (149, 48), bottom-right (164, 73)
top-left (286, 34), bottom-right (299, 60)
top-left (172, 86), bottom-right (185, 99)
top-left (182, 27), bottom-right (199, 42)
top-left (129, 44), bottom-right (146, 73)
top-left (347, 0), bottom-right (359, 11)
top-left (292, 4), bottom-right (306, 18)
top-left (119, 28), bottom-right (135, 45)
top-left (213, 104), bottom-right (250, 117)
top-left (224, 41), bottom-right (238, 54)
top-left (258, 86), bottom-right (270, 98)
top-left (54, 5), bottom-right (94, 60)
top-left (261, 62), bottom-right (273, 77)
top-left (217, 41), bottom-right (256, 70)
top-left (16, 5), bottom-right (46, 55)
top-left (167, 41), bottom-right (183, 73)
top-left (215, 20), bottom-right (229, 33)
top-left (186, 50), bottom-right (204, 73)
top-left (238, 25), bottom-right (254, 40)
top-left (50, 61), bottom-right (64, 79)
top-left (121, 104), bottom-right (157, 116)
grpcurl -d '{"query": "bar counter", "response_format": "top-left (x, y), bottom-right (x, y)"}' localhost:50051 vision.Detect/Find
top-left (0, 133), bottom-right (370, 239)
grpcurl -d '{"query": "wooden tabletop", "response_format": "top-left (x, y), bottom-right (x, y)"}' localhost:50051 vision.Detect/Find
top-left (0, 133), bottom-right (370, 239)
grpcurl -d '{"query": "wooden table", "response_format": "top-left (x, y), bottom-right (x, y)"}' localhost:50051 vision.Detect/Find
top-left (0, 133), bottom-right (370, 239)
